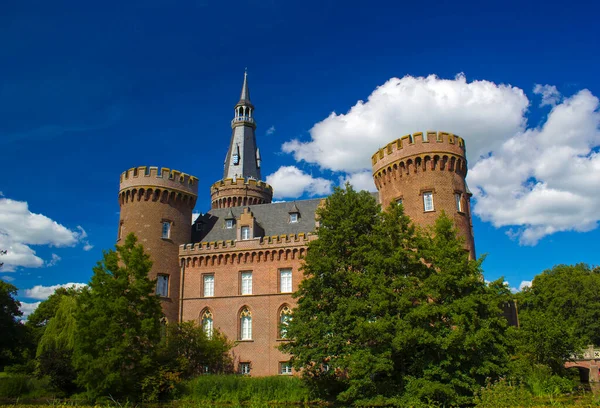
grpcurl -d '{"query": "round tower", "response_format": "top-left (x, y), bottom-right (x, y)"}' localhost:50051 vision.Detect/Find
top-left (211, 178), bottom-right (273, 209)
top-left (118, 166), bottom-right (198, 322)
top-left (372, 131), bottom-right (475, 259)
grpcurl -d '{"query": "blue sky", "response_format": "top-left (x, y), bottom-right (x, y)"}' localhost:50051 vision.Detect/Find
top-left (1, 0), bottom-right (599, 315)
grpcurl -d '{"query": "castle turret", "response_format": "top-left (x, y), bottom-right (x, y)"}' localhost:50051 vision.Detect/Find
top-left (372, 131), bottom-right (475, 259)
top-left (211, 70), bottom-right (273, 209)
top-left (118, 166), bottom-right (198, 322)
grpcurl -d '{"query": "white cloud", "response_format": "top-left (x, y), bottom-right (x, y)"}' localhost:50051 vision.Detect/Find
top-left (45, 253), bottom-right (61, 267)
top-left (0, 198), bottom-right (90, 271)
top-left (83, 243), bottom-right (94, 251)
top-left (339, 171), bottom-right (377, 192)
top-left (1, 275), bottom-right (15, 282)
top-left (534, 84), bottom-right (561, 107)
top-left (282, 74), bottom-right (527, 173)
top-left (277, 74), bottom-right (600, 244)
top-left (519, 280), bottom-right (533, 291)
top-left (266, 125), bottom-right (275, 135)
top-left (23, 282), bottom-right (87, 300)
top-left (192, 212), bottom-right (201, 224)
top-left (266, 166), bottom-right (333, 199)
top-left (469, 89), bottom-right (600, 244)
top-left (19, 301), bottom-right (41, 319)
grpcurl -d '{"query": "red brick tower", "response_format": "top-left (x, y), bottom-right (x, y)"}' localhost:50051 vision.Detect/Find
top-left (372, 131), bottom-right (475, 258)
top-left (118, 166), bottom-right (198, 322)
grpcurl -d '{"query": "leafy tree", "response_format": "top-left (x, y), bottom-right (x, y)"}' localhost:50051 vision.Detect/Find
top-left (36, 295), bottom-right (79, 394)
top-left (27, 286), bottom-right (80, 347)
top-left (73, 233), bottom-right (163, 401)
top-left (0, 280), bottom-right (24, 369)
top-left (282, 185), bottom-right (510, 406)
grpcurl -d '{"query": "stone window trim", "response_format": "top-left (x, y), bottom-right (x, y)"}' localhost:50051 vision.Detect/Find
top-left (279, 268), bottom-right (293, 293)
top-left (419, 189), bottom-right (436, 213)
top-left (240, 225), bottom-right (252, 240)
top-left (239, 306), bottom-right (252, 341)
top-left (240, 271), bottom-right (253, 295)
top-left (239, 362), bottom-right (251, 375)
top-left (278, 304), bottom-right (293, 340)
top-left (201, 308), bottom-right (214, 339)
top-left (161, 219), bottom-right (173, 240)
top-left (454, 190), bottom-right (465, 214)
top-left (279, 361), bottom-right (293, 375)
top-left (202, 273), bottom-right (215, 297)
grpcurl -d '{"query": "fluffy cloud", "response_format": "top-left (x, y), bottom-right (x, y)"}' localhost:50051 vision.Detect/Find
top-left (266, 166), bottom-right (332, 199)
top-left (19, 301), bottom-right (41, 319)
top-left (23, 282), bottom-right (87, 300)
top-left (534, 84), bottom-right (561, 107)
top-left (469, 89), bottom-right (600, 244)
top-left (0, 198), bottom-right (89, 271)
top-left (519, 280), bottom-right (533, 291)
top-left (276, 74), bottom-right (600, 244)
top-left (339, 171), bottom-right (377, 192)
top-left (46, 253), bottom-right (61, 267)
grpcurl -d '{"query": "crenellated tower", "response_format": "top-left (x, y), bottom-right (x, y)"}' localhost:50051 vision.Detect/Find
top-left (211, 71), bottom-right (273, 209)
top-left (372, 131), bottom-right (475, 259)
top-left (118, 166), bottom-right (198, 322)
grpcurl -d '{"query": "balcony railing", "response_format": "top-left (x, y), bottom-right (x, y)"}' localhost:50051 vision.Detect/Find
top-left (231, 116), bottom-right (255, 126)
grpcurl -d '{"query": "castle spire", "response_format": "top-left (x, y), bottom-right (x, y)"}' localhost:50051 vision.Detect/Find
top-left (223, 70), bottom-right (261, 181)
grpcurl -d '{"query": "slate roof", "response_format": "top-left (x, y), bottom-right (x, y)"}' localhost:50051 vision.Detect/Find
top-left (193, 198), bottom-right (323, 243)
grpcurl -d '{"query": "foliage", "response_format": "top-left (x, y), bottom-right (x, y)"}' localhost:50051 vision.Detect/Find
top-left (0, 281), bottom-right (25, 370)
top-left (519, 264), bottom-right (600, 346)
top-left (26, 287), bottom-right (80, 345)
top-left (36, 296), bottom-right (79, 395)
top-left (0, 374), bottom-right (53, 399)
top-left (182, 374), bottom-right (310, 404)
top-left (141, 321), bottom-right (234, 401)
top-left (72, 233), bottom-right (163, 401)
top-left (281, 185), bottom-right (511, 406)
top-left (474, 378), bottom-right (534, 408)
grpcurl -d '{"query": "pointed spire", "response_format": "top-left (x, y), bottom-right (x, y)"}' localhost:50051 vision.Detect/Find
top-left (239, 68), bottom-right (251, 104)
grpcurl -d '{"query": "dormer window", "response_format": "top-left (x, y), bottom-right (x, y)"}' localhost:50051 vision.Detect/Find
top-left (241, 226), bottom-right (251, 240)
top-left (290, 213), bottom-right (298, 223)
top-left (288, 203), bottom-right (300, 224)
top-left (226, 219), bottom-right (234, 229)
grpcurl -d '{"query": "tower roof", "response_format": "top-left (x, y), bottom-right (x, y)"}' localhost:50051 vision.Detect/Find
top-left (238, 69), bottom-right (251, 105)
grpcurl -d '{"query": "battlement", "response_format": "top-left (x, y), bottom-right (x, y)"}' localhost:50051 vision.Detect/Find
top-left (210, 177), bottom-right (273, 193)
top-left (179, 232), bottom-right (312, 254)
top-left (119, 166), bottom-right (199, 196)
top-left (371, 131), bottom-right (465, 167)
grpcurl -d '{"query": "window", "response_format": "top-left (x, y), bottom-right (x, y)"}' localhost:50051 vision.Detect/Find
top-left (280, 361), bottom-right (293, 375)
top-left (118, 222), bottom-right (124, 240)
top-left (290, 213), bottom-right (298, 223)
top-left (455, 193), bottom-right (462, 212)
top-left (239, 362), bottom-right (251, 375)
top-left (423, 192), bottom-right (434, 212)
top-left (280, 269), bottom-right (292, 293)
top-left (396, 198), bottom-right (403, 206)
top-left (241, 272), bottom-right (252, 295)
top-left (240, 307), bottom-right (252, 340)
top-left (226, 219), bottom-right (234, 229)
top-left (203, 274), bottom-right (214, 297)
top-left (279, 306), bottom-right (292, 339)
top-left (241, 226), bottom-right (251, 240)
top-left (202, 309), bottom-right (213, 339)
top-left (162, 221), bottom-right (171, 239)
top-left (156, 274), bottom-right (169, 297)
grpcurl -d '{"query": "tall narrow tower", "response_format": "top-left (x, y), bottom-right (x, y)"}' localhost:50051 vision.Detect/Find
top-left (211, 71), bottom-right (273, 209)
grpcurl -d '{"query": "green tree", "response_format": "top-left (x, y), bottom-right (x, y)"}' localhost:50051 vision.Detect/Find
top-left (36, 295), bottom-right (79, 394)
top-left (281, 185), bottom-right (510, 406)
top-left (27, 286), bottom-right (80, 347)
top-left (0, 280), bottom-right (24, 369)
top-left (73, 233), bottom-right (163, 401)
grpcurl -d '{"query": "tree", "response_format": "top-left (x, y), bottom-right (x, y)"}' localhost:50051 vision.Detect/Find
top-left (281, 185), bottom-right (510, 406)
top-left (36, 295), bottom-right (79, 394)
top-left (27, 286), bottom-right (80, 346)
top-left (73, 233), bottom-right (163, 401)
top-left (0, 280), bottom-right (24, 369)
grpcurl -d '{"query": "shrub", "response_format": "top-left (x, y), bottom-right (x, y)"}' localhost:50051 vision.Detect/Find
top-left (474, 378), bottom-right (533, 408)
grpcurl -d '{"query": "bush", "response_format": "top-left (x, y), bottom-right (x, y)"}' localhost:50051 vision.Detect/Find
top-left (0, 374), bottom-right (53, 399)
top-left (182, 374), bottom-right (310, 403)
top-left (474, 378), bottom-right (533, 408)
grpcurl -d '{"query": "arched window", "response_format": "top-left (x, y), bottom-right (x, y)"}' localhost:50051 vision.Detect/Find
top-left (202, 309), bottom-right (213, 339)
top-left (279, 306), bottom-right (292, 339)
top-left (240, 307), bottom-right (252, 340)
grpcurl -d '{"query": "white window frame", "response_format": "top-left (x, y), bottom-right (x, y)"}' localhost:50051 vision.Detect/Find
top-left (280, 362), bottom-right (293, 375)
top-left (156, 274), bottom-right (169, 297)
top-left (202, 310), bottom-right (213, 339)
top-left (239, 362), bottom-right (251, 375)
top-left (240, 309), bottom-right (252, 340)
top-left (241, 226), bottom-right (251, 240)
top-left (280, 269), bottom-right (292, 293)
top-left (226, 219), bottom-right (234, 229)
top-left (162, 221), bottom-right (171, 239)
top-left (241, 272), bottom-right (252, 295)
top-left (203, 274), bottom-right (214, 297)
top-left (455, 193), bottom-right (462, 212)
top-left (280, 308), bottom-right (292, 339)
top-left (290, 213), bottom-right (298, 223)
top-left (423, 192), bottom-right (434, 212)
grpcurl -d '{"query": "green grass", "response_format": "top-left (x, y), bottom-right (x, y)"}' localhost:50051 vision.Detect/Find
top-left (182, 374), bottom-right (312, 404)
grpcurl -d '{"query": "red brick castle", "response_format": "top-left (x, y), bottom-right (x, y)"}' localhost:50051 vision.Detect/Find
top-left (117, 72), bottom-right (475, 376)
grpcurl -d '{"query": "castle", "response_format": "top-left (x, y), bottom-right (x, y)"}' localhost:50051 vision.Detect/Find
top-left (117, 72), bottom-right (475, 376)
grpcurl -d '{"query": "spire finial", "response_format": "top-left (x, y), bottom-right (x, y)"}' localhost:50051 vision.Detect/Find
top-left (239, 69), bottom-right (251, 104)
